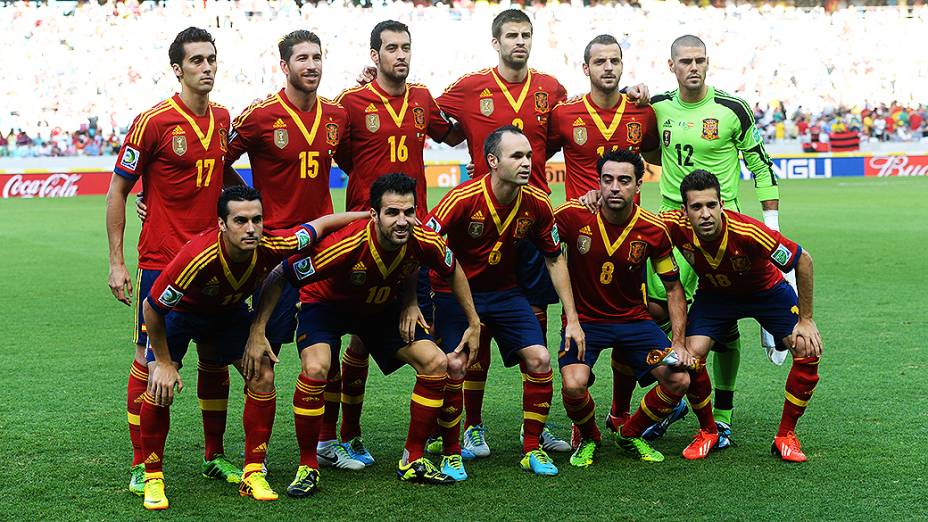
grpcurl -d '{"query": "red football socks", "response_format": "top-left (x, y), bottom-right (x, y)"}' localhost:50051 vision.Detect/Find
top-left (563, 389), bottom-right (601, 443)
top-left (404, 374), bottom-right (447, 462)
top-left (127, 360), bottom-right (149, 466)
top-left (688, 366), bottom-right (718, 432)
top-left (293, 374), bottom-right (326, 468)
top-left (242, 388), bottom-right (276, 478)
top-left (621, 384), bottom-right (684, 438)
top-left (339, 346), bottom-right (368, 442)
top-left (438, 377), bottom-right (464, 455)
top-left (778, 356), bottom-right (820, 436)
top-left (521, 369), bottom-right (554, 454)
top-left (197, 361), bottom-right (229, 460)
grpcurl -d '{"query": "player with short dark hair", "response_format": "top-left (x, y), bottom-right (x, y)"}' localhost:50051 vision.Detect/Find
top-left (245, 173), bottom-right (480, 494)
top-left (105, 26), bottom-right (235, 496)
top-left (548, 34), bottom-right (660, 201)
top-left (435, 9), bottom-right (571, 456)
top-left (425, 126), bottom-right (585, 476)
top-left (662, 170), bottom-right (821, 462)
top-left (330, 20), bottom-right (462, 467)
top-left (138, 186), bottom-right (362, 509)
top-left (554, 150), bottom-right (691, 467)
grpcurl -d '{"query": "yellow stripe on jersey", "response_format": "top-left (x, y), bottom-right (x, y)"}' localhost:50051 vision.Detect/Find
top-left (260, 235), bottom-right (298, 251)
top-left (176, 244), bottom-right (220, 289)
top-left (653, 256), bottom-right (677, 275)
top-left (232, 97), bottom-right (277, 127)
top-left (432, 183), bottom-right (484, 221)
top-left (441, 68), bottom-right (492, 93)
top-left (554, 200), bottom-right (586, 215)
top-left (129, 103), bottom-right (171, 145)
top-left (524, 185), bottom-right (553, 208)
top-left (312, 231), bottom-right (367, 270)
top-left (412, 229), bottom-right (446, 253)
top-left (334, 85), bottom-right (367, 104)
top-left (728, 221), bottom-right (776, 250)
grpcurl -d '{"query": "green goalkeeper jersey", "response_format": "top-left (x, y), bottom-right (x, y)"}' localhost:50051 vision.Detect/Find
top-left (651, 85), bottom-right (779, 209)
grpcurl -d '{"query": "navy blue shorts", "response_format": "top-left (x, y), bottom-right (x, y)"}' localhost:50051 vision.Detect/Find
top-left (687, 281), bottom-right (799, 352)
top-left (433, 288), bottom-right (545, 367)
top-left (559, 321), bottom-right (670, 385)
top-left (145, 305), bottom-right (252, 369)
top-left (134, 269), bottom-right (161, 346)
top-left (253, 279), bottom-right (300, 346)
top-left (294, 301), bottom-right (432, 376)
top-left (516, 240), bottom-right (558, 308)
top-left (416, 266), bottom-right (434, 325)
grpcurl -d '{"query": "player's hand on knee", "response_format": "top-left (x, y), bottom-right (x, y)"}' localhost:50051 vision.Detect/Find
top-left (578, 190), bottom-right (602, 213)
top-left (672, 343), bottom-right (696, 369)
top-left (108, 263), bottom-right (133, 305)
top-left (243, 334), bottom-right (277, 381)
top-left (399, 304), bottom-right (426, 344)
top-left (565, 323), bottom-right (586, 362)
top-left (151, 362), bottom-right (182, 406)
top-left (356, 65), bottom-right (376, 85)
top-left (788, 319), bottom-right (822, 358)
top-left (458, 323), bottom-right (481, 367)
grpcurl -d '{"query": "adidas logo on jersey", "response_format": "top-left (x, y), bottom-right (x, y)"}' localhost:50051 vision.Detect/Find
top-left (579, 225), bottom-right (592, 235)
top-left (365, 103), bottom-right (378, 113)
top-left (171, 125), bottom-right (185, 135)
top-left (145, 452), bottom-right (161, 464)
top-left (572, 117), bottom-right (585, 126)
top-left (208, 276), bottom-right (219, 284)
top-left (353, 261), bottom-right (366, 271)
top-left (273, 118), bottom-right (287, 129)
top-left (479, 88), bottom-right (492, 97)
top-left (252, 443), bottom-right (268, 454)
top-left (471, 210), bottom-right (485, 221)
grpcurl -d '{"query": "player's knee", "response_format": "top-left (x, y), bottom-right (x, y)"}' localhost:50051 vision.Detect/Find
top-left (419, 350), bottom-right (447, 376)
top-left (446, 354), bottom-right (466, 379)
top-left (300, 358), bottom-right (329, 380)
top-left (521, 346), bottom-right (551, 373)
top-left (248, 365), bottom-right (276, 394)
top-left (662, 369), bottom-right (690, 396)
top-left (561, 380), bottom-right (587, 399)
top-left (346, 336), bottom-right (368, 357)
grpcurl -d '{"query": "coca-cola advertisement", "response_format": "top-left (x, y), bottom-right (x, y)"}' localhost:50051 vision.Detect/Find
top-left (865, 155), bottom-right (928, 177)
top-left (1, 170), bottom-right (137, 198)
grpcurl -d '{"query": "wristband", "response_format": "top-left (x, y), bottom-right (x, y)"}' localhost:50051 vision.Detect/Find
top-left (763, 209), bottom-right (780, 231)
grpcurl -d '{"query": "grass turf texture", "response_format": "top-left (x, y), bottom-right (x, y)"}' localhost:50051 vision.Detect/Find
top-left (2, 177), bottom-right (926, 520)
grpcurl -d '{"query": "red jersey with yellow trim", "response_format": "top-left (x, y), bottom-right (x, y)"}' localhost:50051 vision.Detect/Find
top-left (661, 209), bottom-right (802, 296)
top-left (284, 219), bottom-right (455, 313)
top-left (437, 67), bottom-right (567, 193)
top-left (425, 174), bottom-right (561, 293)
top-left (228, 89), bottom-right (348, 228)
top-left (147, 224), bottom-right (316, 315)
top-left (334, 82), bottom-right (451, 219)
top-left (555, 201), bottom-right (677, 324)
top-left (547, 94), bottom-right (659, 199)
top-left (114, 94), bottom-right (231, 269)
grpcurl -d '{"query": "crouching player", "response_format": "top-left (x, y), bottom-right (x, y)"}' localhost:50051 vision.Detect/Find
top-left (555, 150), bottom-right (692, 466)
top-left (664, 170), bottom-right (822, 462)
top-left (245, 173), bottom-right (481, 495)
top-left (139, 186), bottom-right (363, 510)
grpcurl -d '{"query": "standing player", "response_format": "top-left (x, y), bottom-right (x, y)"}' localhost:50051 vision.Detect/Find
top-left (330, 20), bottom-right (460, 465)
top-left (625, 35), bottom-right (783, 443)
top-left (435, 9), bottom-right (569, 454)
top-left (547, 34), bottom-right (660, 201)
top-left (138, 186), bottom-right (362, 509)
top-left (225, 30), bottom-right (359, 469)
top-left (555, 150), bottom-right (691, 467)
top-left (105, 27), bottom-right (236, 495)
top-left (425, 126), bottom-right (585, 476)
top-left (662, 170), bottom-right (821, 462)
top-left (245, 173), bottom-right (481, 494)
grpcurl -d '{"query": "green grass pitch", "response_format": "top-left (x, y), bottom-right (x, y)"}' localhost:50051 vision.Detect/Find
top-left (2, 177), bottom-right (926, 520)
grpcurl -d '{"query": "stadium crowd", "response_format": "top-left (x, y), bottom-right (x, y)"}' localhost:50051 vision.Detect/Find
top-left (2, 0), bottom-right (925, 157)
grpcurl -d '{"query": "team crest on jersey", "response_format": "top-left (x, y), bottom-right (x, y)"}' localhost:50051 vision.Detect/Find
top-left (365, 113), bottom-right (380, 133)
top-left (731, 255), bottom-right (751, 272)
top-left (627, 241), bottom-right (647, 264)
top-left (662, 130), bottom-right (672, 147)
top-left (702, 118), bottom-right (719, 141)
top-left (468, 221), bottom-right (484, 238)
top-left (413, 107), bottom-right (426, 130)
top-left (533, 91), bottom-right (549, 113)
top-left (577, 235), bottom-right (591, 255)
top-left (626, 122), bottom-right (642, 145)
top-left (274, 128), bottom-right (289, 149)
top-left (514, 217), bottom-right (533, 239)
top-left (218, 127), bottom-right (228, 152)
top-left (172, 135), bottom-right (187, 156)
top-left (325, 122), bottom-right (339, 146)
top-left (480, 98), bottom-right (494, 117)
top-left (573, 126), bottom-right (588, 145)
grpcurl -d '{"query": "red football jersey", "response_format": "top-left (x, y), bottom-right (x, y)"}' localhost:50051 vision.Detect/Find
top-left (334, 82), bottom-right (451, 218)
top-left (555, 201), bottom-right (677, 324)
top-left (425, 174), bottom-right (561, 293)
top-left (284, 219), bottom-right (455, 313)
top-left (662, 209), bottom-right (802, 296)
top-left (147, 224), bottom-right (316, 315)
top-left (228, 90), bottom-right (348, 228)
top-left (437, 67), bottom-right (567, 193)
top-left (547, 94), bottom-right (659, 199)
top-left (114, 94), bottom-right (231, 269)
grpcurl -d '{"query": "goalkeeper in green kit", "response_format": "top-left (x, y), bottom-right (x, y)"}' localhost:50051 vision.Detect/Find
top-left (618, 35), bottom-right (795, 448)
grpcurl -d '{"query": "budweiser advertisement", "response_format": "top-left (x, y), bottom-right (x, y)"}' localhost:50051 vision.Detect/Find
top-left (1, 170), bottom-right (139, 198)
top-left (865, 155), bottom-right (928, 177)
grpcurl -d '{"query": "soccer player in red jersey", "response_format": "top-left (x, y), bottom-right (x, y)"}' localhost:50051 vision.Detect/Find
top-left (662, 170), bottom-right (821, 462)
top-left (138, 186), bottom-right (363, 509)
top-left (547, 35), bottom-right (660, 201)
top-left (104, 27), bottom-right (237, 495)
top-left (554, 150), bottom-right (691, 466)
top-left (245, 174), bottom-right (480, 493)
top-left (224, 30), bottom-right (358, 468)
top-left (435, 9), bottom-right (570, 454)
top-left (330, 20), bottom-right (462, 466)
top-left (424, 126), bottom-right (585, 476)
